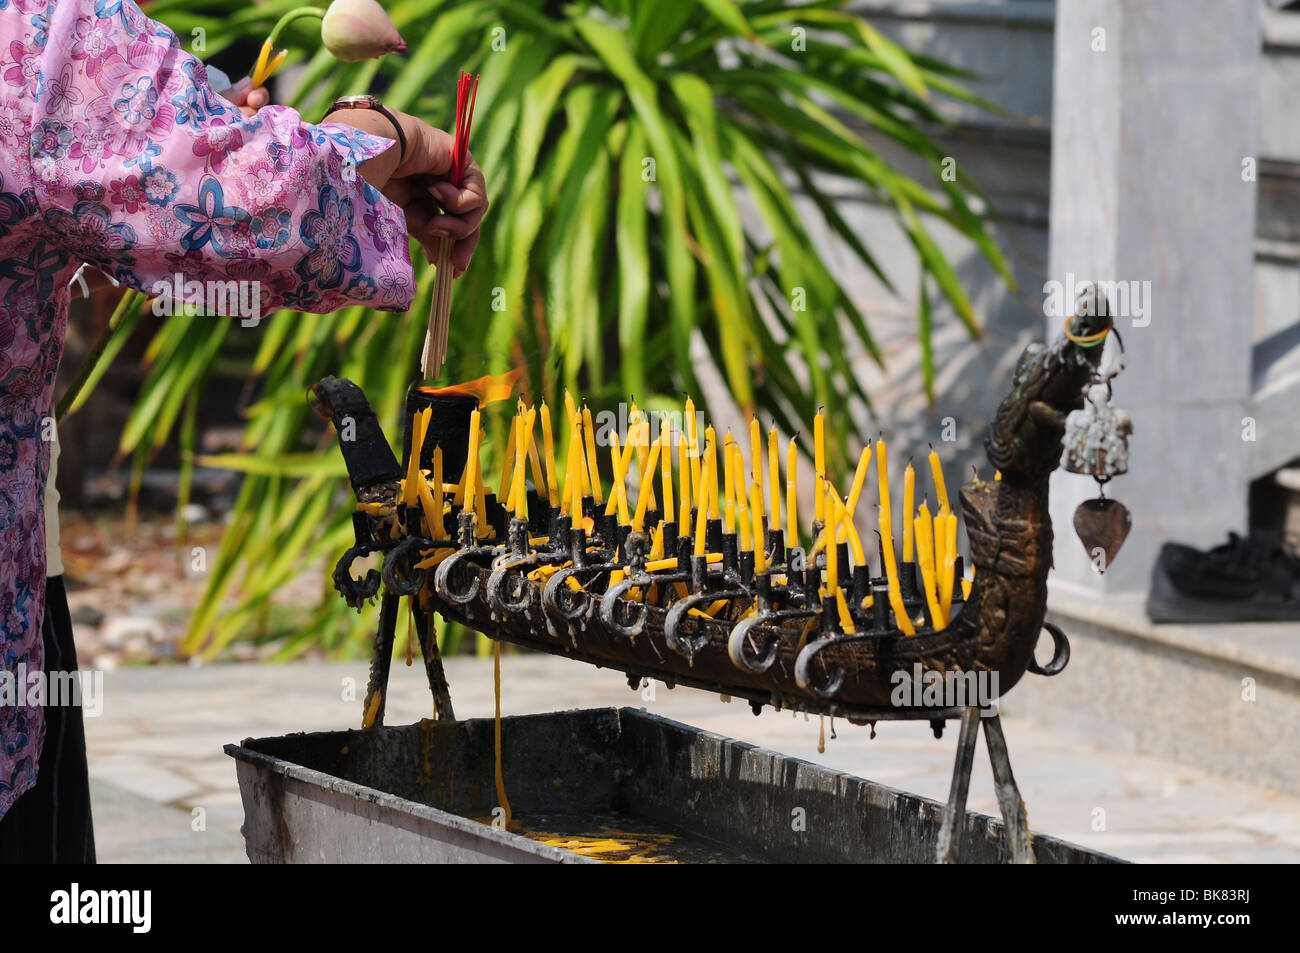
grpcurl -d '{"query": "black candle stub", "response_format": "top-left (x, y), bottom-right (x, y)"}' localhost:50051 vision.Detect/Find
top-left (1074, 497), bottom-right (1131, 572)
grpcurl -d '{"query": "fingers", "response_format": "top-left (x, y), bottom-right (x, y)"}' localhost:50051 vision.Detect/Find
top-left (427, 161), bottom-right (486, 214)
top-left (223, 77), bottom-right (270, 115)
top-left (451, 228), bottom-right (480, 278)
top-left (244, 86), bottom-right (270, 110)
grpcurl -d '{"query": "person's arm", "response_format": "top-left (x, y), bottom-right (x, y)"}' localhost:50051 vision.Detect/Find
top-left (30, 0), bottom-right (417, 313)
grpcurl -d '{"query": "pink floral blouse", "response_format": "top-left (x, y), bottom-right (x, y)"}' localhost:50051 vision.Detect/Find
top-left (0, 0), bottom-right (414, 818)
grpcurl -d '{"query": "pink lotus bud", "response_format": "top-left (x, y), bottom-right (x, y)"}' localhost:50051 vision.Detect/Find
top-left (321, 0), bottom-right (407, 62)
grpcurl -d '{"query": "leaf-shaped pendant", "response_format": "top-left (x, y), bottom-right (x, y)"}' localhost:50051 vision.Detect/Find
top-left (1074, 497), bottom-right (1131, 572)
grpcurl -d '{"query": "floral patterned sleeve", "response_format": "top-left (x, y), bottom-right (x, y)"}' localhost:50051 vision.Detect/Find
top-left (27, 0), bottom-right (415, 314)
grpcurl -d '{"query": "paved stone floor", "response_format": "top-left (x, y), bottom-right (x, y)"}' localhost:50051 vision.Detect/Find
top-left (83, 655), bottom-right (1300, 863)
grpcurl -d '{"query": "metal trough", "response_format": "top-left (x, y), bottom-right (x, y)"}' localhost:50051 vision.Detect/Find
top-left (226, 707), bottom-right (1120, 864)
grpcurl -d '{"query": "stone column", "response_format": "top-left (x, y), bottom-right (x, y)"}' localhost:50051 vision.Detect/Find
top-left (1046, 0), bottom-right (1259, 594)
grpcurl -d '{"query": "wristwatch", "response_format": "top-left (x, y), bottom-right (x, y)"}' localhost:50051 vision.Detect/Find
top-left (324, 94), bottom-right (408, 164)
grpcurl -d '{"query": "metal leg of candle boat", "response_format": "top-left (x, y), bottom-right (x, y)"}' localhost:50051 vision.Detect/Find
top-left (983, 712), bottom-right (1035, 864)
top-left (362, 593), bottom-right (400, 728)
top-left (412, 607), bottom-right (455, 721)
top-left (935, 707), bottom-right (980, 863)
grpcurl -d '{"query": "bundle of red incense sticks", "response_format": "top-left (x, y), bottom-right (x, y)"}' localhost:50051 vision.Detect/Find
top-left (422, 70), bottom-right (480, 378)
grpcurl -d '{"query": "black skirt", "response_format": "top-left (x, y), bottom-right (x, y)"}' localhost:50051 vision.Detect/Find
top-left (0, 575), bottom-right (96, 863)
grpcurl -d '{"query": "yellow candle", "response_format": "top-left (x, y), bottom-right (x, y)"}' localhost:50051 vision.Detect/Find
top-left (835, 588), bottom-right (856, 634)
top-left (405, 407), bottom-right (429, 507)
top-left (735, 450), bottom-right (752, 552)
top-left (474, 453), bottom-right (488, 536)
top-left (786, 438), bottom-right (799, 548)
top-left (875, 437), bottom-right (890, 512)
top-left (561, 427), bottom-right (578, 517)
top-left (564, 389), bottom-right (577, 431)
top-left (571, 442), bottom-right (584, 524)
top-left (749, 417), bottom-right (764, 527)
top-left (632, 439), bottom-right (662, 532)
top-left (497, 406), bottom-right (518, 500)
top-left (847, 444), bottom-right (872, 515)
top-left (430, 444), bottom-right (445, 539)
top-left (678, 423), bottom-right (692, 537)
top-left (813, 409), bottom-right (825, 524)
top-left (929, 445), bottom-right (950, 516)
top-left (583, 405), bottom-right (603, 505)
top-left (767, 426), bottom-right (781, 531)
top-left (604, 432), bottom-right (623, 517)
top-left (722, 433), bottom-right (735, 534)
top-left (694, 431), bottom-right (710, 531)
top-left (459, 408), bottom-right (481, 510)
top-left (940, 513), bottom-right (957, 624)
top-left (902, 461), bottom-right (915, 562)
top-left (705, 426), bottom-right (719, 520)
top-left (878, 501), bottom-right (916, 636)
top-left (749, 482), bottom-right (767, 572)
top-left (523, 407), bottom-right (545, 501)
top-left (639, 417), bottom-right (657, 512)
top-left (418, 464), bottom-right (442, 541)
top-left (915, 500), bottom-right (943, 627)
top-left (933, 506), bottom-right (947, 599)
top-left (824, 490), bottom-right (840, 594)
top-left (512, 412), bottom-right (527, 517)
top-left (660, 424), bottom-right (675, 526)
top-left (684, 397), bottom-right (701, 497)
top-left (540, 401), bottom-right (559, 508)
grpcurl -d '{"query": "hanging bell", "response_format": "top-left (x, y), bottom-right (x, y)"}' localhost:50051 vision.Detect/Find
top-left (1062, 380), bottom-right (1133, 572)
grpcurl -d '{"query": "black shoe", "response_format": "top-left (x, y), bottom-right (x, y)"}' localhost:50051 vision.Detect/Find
top-left (1145, 531), bottom-right (1300, 623)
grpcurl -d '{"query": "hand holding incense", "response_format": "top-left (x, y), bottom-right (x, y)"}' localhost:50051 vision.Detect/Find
top-left (422, 70), bottom-right (480, 379)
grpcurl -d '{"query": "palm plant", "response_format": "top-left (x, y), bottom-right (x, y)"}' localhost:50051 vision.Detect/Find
top-left (81, 0), bottom-right (1011, 658)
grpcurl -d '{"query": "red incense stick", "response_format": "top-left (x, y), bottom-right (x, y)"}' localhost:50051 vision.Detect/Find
top-left (422, 70), bottom-right (480, 378)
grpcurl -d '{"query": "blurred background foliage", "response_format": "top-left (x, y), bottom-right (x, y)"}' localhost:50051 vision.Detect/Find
top-left (70, 0), bottom-right (1010, 658)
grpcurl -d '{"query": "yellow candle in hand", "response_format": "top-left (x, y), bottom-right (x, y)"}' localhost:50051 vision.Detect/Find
top-left (902, 461), bottom-right (915, 562)
top-left (929, 445), bottom-right (950, 516)
top-left (541, 401), bottom-right (559, 508)
top-left (813, 410), bottom-right (825, 524)
top-left (786, 437), bottom-right (799, 548)
top-left (583, 406), bottom-right (602, 505)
